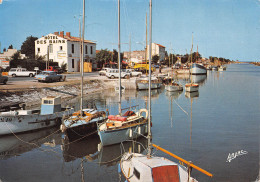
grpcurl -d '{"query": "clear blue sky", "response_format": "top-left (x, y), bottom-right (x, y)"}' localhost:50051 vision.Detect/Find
top-left (0, 0), bottom-right (259, 62)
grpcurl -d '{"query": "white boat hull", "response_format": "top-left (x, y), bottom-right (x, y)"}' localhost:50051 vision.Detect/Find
top-left (185, 84), bottom-right (199, 92)
top-left (120, 152), bottom-right (198, 182)
top-left (0, 109), bottom-right (74, 135)
top-left (137, 82), bottom-right (161, 90)
top-left (190, 63), bottom-right (207, 75)
top-left (98, 122), bottom-right (148, 146)
top-left (165, 85), bottom-right (183, 92)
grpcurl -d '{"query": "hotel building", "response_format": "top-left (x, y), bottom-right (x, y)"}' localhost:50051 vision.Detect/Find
top-left (35, 31), bottom-right (96, 72)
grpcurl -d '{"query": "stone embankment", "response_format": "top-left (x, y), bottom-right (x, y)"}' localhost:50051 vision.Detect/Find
top-left (0, 68), bottom-right (170, 109)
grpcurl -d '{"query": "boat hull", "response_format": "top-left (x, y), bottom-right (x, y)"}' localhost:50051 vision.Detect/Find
top-left (64, 118), bottom-right (106, 140)
top-left (137, 82), bottom-right (161, 90)
top-left (190, 63), bottom-right (207, 75)
top-left (165, 85), bottom-right (183, 92)
top-left (0, 109), bottom-right (74, 135)
top-left (185, 84), bottom-right (199, 92)
top-left (98, 122), bottom-right (148, 146)
top-left (120, 153), bottom-right (198, 182)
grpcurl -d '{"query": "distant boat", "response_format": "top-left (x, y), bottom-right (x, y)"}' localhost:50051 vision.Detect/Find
top-left (185, 35), bottom-right (199, 93)
top-left (164, 77), bottom-right (183, 92)
top-left (212, 66), bottom-right (218, 71)
top-left (136, 76), bottom-right (161, 90)
top-left (190, 63), bottom-right (207, 75)
top-left (0, 96), bottom-right (74, 136)
top-left (185, 83), bottom-right (199, 92)
top-left (219, 65), bottom-right (226, 71)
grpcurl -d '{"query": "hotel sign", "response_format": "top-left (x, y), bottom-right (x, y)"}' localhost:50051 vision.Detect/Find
top-left (36, 35), bottom-right (66, 44)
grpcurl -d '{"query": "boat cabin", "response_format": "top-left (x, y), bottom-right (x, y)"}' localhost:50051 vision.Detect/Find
top-left (41, 96), bottom-right (62, 115)
top-left (129, 155), bottom-right (190, 182)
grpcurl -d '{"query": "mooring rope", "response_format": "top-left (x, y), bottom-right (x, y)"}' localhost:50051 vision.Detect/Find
top-left (173, 99), bottom-right (189, 116)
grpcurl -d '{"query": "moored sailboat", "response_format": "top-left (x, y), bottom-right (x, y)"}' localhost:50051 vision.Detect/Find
top-left (185, 34), bottom-right (199, 92)
top-left (120, 1), bottom-right (212, 181)
top-left (97, 0), bottom-right (149, 146)
top-left (60, 0), bottom-right (106, 140)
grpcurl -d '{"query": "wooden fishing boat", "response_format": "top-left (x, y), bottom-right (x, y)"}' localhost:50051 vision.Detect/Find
top-left (0, 96), bottom-right (74, 136)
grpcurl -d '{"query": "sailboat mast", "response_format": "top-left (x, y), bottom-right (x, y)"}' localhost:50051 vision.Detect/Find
top-left (118, 0), bottom-right (122, 115)
top-left (80, 0), bottom-right (85, 115)
top-left (148, 0), bottom-right (152, 156)
top-left (190, 33), bottom-right (193, 80)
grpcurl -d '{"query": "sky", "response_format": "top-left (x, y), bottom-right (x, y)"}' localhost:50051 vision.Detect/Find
top-left (0, 0), bottom-right (259, 62)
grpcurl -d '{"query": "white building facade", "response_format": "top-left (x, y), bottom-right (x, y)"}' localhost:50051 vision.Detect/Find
top-left (35, 31), bottom-right (96, 72)
top-left (147, 43), bottom-right (166, 62)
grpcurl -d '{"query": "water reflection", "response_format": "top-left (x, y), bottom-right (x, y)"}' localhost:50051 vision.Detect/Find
top-left (191, 75), bottom-right (207, 85)
top-left (98, 137), bottom-right (148, 167)
top-left (165, 90), bottom-right (183, 99)
top-left (0, 127), bottom-right (61, 160)
top-left (185, 91), bottom-right (199, 98)
top-left (61, 135), bottom-right (100, 162)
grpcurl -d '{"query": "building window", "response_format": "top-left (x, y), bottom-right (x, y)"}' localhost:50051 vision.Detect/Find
top-left (38, 48), bottom-right (40, 53)
top-left (90, 46), bottom-right (93, 54)
top-left (85, 45), bottom-right (88, 54)
top-left (60, 46), bottom-right (63, 51)
top-left (49, 44), bottom-right (53, 53)
top-left (72, 44), bottom-right (74, 54)
top-left (72, 59), bottom-right (74, 68)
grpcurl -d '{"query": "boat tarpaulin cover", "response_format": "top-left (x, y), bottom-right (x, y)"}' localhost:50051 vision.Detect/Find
top-left (152, 165), bottom-right (180, 182)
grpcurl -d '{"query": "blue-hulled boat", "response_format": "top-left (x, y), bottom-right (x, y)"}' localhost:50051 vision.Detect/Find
top-left (190, 63), bottom-right (207, 75)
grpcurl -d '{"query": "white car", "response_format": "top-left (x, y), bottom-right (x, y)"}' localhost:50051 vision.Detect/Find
top-left (106, 69), bottom-right (130, 79)
top-left (125, 69), bottom-right (142, 77)
top-left (99, 68), bottom-right (111, 76)
top-left (8, 68), bottom-right (36, 77)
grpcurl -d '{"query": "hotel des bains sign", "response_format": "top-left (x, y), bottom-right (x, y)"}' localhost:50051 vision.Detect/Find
top-left (36, 34), bottom-right (66, 45)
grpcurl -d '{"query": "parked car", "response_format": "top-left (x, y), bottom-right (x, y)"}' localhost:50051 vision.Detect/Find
top-left (125, 69), bottom-right (142, 77)
top-left (35, 71), bottom-right (64, 82)
top-left (105, 69), bottom-right (130, 79)
top-left (8, 68), bottom-right (36, 77)
top-left (99, 68), bottom-right (111, 76)
top-left (0, 73), bottom-right (8, 84)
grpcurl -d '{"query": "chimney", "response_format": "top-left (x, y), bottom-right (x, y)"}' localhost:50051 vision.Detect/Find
top-left (54, 32), bottom-right (59, 36)
top-left (60, 31), bottom-right (64, 37)
top-left (66, 32), bottom-right (71, 37)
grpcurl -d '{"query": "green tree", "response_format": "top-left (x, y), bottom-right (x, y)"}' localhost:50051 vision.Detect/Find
top-left (61, 62), bottom-right (67, 72)
top-left (21, 36), bottom-right (38, 59)
top-left (11, 51), bottom-right (21, 61)
top-left (96, 49), bottom-right (112, 67)
top-left (152, 55), bottom-right (159, 64)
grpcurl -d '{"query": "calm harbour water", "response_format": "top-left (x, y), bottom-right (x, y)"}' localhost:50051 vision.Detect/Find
top-left (0, 63), bottom-right (259, 182)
